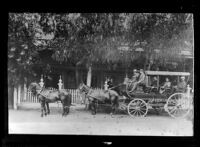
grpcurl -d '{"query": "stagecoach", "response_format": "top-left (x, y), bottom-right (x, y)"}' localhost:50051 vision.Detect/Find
top-left (116, 71), bottom-right (193, 118)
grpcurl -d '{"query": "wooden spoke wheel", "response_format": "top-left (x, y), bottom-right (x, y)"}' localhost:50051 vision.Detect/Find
top-left (127, 98), bottom-right (148, 117)
top-left (165, 93), bottom-right (191, 118)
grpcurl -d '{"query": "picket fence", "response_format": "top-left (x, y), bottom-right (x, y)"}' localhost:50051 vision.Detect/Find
top-left (21, 87), bottom-right (103, 104)
top-left (22, 89), bottom-right (81, 104)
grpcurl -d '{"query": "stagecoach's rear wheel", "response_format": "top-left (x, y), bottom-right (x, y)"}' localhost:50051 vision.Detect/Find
top-left (127, 99), bottom-right (148, 117)
top-left (165, 93), bottom-right (191, 118)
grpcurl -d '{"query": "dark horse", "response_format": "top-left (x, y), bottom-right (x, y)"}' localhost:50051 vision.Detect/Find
top-left (29, 82), bottom-right (72, 117)
top-left (78, 83), bottom-right (119, 115)
top-left (107, 78), bottom-right (130, 98)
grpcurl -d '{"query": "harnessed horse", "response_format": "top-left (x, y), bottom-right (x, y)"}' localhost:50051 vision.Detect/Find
top-left (78, 83), bottom-right (119, 115)
top-left (29, 82), bottom-right (72, 117)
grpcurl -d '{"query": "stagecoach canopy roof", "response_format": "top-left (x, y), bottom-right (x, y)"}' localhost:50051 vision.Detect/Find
top-left (145, 71), bottom-right (190, 76)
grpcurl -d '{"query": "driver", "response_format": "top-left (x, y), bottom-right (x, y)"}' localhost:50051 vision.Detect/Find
top-left (128, 69), bottom-right (139, 91)
top-left (136, 69), bottom-right (147, 92)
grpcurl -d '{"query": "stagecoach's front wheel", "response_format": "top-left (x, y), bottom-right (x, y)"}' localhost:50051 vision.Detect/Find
top-left (165, 93), bottom-right (191, 118)
top-left (127, 99), bottom-right (148, 117)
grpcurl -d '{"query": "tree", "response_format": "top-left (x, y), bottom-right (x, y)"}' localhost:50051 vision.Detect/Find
top-left (8, 13), bottom-right (194, 88)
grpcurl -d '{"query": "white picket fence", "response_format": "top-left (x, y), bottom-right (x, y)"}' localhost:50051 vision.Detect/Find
top-left (20, 87), bottom-right (104, 104)
top-left (21, 89), bottom-right (81, 104)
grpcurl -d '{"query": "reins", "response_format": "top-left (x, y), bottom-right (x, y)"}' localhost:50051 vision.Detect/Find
top-left (108, 83), bottom-right (124, 90)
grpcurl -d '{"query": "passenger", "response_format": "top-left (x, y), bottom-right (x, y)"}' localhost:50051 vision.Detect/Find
top-left (149, 76), bottom-right (159, 93)
top-left (177, 76), bottom-right (187, 92)
top-left (131, 69), bottom-right (139, 82)
top-left (159, 77), bottom-right (171, 94)
top-left (151, 77), bottom-right (158, 87)
top-left (151, 76), bottom-right (158, 87)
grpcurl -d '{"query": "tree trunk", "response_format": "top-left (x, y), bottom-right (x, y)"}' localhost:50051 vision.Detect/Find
top-left (75, 66), bottom-right (79, 88)
top-left (23, 83), bottom-right (27, 101)
top-left (86, 66), bottom-right (92, 87)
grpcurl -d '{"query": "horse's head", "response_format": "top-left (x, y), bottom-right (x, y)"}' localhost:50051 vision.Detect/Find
top-left (28, 82), bottom-right (42, 96)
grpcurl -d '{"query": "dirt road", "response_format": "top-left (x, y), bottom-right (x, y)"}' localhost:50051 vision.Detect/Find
top-left (8, 103), bottom-right (193, 136)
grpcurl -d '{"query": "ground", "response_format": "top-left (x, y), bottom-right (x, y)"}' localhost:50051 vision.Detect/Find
top-left (8, 103), bottom-right (193, 136)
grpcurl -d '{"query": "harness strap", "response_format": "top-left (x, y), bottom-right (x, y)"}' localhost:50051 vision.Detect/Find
top-left (108, 83), bottom-right (123, 90)
top-left (37, 88), bottom-right (50, 99)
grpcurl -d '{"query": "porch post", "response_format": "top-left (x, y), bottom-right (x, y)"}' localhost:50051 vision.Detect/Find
top-left (157, 75), bottom-right (159, 87)
top-left (13, 87), bottom-right (18, 110)
top-left (58, 75), bottom-right (63, 90)
top-left (17, 85), bottom-right (21, 105)
top-left (39, 75), bottom-right (44, 88)
top-left (23, 83), bottom-right (27, 101)
top-left (62, 72), bottom-right (65, 89)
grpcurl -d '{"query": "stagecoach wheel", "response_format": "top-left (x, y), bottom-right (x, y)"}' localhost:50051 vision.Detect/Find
top-left (127, 98), bottom-right (148, 117)
top-left (165, 93), bottom-right (191, 118)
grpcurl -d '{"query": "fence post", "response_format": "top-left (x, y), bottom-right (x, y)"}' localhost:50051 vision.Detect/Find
top-left (39, 75), bottom-right (44, 88)
top-left (104, 80), bottom-right (108, 90)
top-left (187, 85), bottom-right (192, 97)
top-left (13, 87), bottom-right (18, 110)
top-left (58, 75), bottom-right (63, 90)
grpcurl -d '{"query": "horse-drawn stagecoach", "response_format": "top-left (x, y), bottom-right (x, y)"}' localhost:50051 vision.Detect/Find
top-left (79, 70), bottom-right (193, 118)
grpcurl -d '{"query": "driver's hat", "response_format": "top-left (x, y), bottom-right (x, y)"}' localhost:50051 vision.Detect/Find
top-left (133, 69), bottom-right (137, 72)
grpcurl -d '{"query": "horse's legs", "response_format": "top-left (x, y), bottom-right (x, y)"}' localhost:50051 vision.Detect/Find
top-left (110, 96), bottom-right (118, 116)
top-left (40, 101), bottom-right (45, 117)
top-left (90, 100), bottom-right (96, 115)
top-left (65, 106), bottom-right (69, 115)
top-left (46, 102), bottom-right (50, 115)
top-left (44, 102), bottom-right (47, 116)
top-left (61, 102), bottom-right (65, 116)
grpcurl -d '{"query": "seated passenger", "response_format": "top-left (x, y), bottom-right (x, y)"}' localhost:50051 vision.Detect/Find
top-left (177, 76), bottom-right (187, 92)
top-left (151, 76), bottom-right (158, 87)
top-left (159, 77), bottom-right (171, 94)
top-left (130, 69), bottom-right (138, 82)
top-left (149, 76), bottom-right (158, 93)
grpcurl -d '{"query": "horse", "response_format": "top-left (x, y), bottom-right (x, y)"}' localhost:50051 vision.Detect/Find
top-left (78, 83), bottom-right (119, 115)
top-left (28, 82), bottom-right (72, 117)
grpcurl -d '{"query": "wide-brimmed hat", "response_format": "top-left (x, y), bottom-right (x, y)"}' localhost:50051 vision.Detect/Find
top-left (140, 69), bottom-right (144, 72)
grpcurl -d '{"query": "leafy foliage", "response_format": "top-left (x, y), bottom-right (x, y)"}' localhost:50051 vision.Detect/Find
top-left (8, 13), bottom-right (193, 85)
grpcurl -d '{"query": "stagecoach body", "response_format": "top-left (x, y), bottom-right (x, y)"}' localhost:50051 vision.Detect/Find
top-left (117, 71), bottom-right (193, 118)
top-left (118, 92), bottom-right (193, 118)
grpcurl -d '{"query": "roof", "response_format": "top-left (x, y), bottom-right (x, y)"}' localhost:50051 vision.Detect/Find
top-left (145, 71), bottom-right (190, 76)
